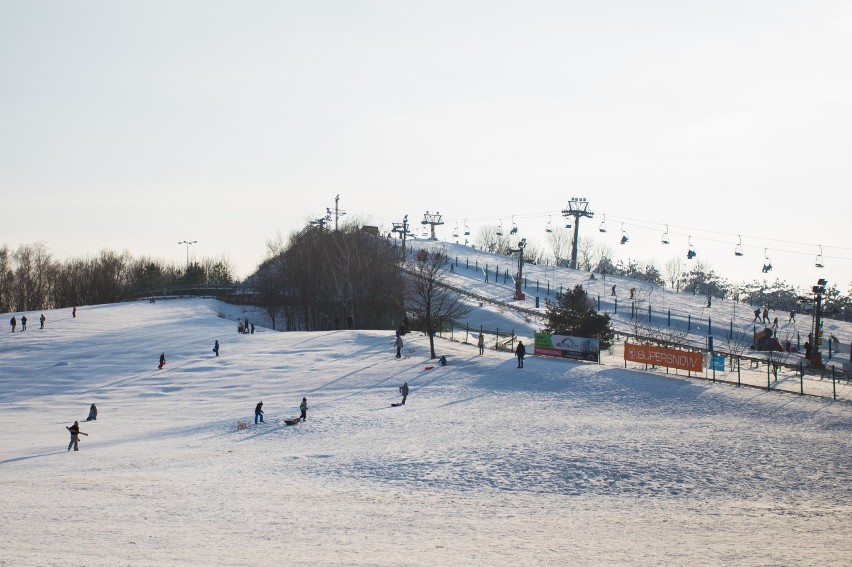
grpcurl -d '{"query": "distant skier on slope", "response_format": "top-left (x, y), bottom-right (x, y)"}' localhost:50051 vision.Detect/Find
top-left (87, 404), bottom-right (98, 421)
top-left (158, 352), bottom-right (166, 369)
top-left (66, 421), bottom-right (87, 451)
top-left (255, 401), bottom-right (264, 424)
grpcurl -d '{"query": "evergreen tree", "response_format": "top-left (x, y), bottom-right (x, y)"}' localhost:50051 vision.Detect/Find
top-left (543, 284), bottom-right (615, 349)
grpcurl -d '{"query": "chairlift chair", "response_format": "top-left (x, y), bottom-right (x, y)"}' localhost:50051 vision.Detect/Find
top-left (761, 248), bottom-right (772, 272)
top-left (661, 225), bottom-right (670, 245)
top-left (734, 235), bottom-right (744, 257)
top-left (545, 216), bottom-right (553, 233)
top-left (599, 214), bottom-right (607, 233)
top-left (452, 222), bottom-right (459, 239)
top-left (496, 220), bottom-right (504, 237)
top-left (620, 223), bottom-right (629, 244)
top-left (509, 216), bottom-right (518, 235)
top-left (815, 245), bottom-right (825, 268)
top-left (686, 236), bottom-right (697, 259)
top-left (463, 220), bottom-right (470, 236)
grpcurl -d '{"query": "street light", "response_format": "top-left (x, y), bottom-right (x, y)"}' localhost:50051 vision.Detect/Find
top-left (178, 240), bottom-right (197, 269)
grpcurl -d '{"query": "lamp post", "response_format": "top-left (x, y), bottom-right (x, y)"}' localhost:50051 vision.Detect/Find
top-left (178, 240), bottom-right (197, 270)
top-left (812, 278), bottom-right (827, 354)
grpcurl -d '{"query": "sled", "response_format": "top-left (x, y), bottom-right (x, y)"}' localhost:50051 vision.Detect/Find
top-left (390, 403), bottom-right (403, 407)
top-left (284, 418), bottom-right (301, 426)
top-left (236, 421), bottom-right (250, 430)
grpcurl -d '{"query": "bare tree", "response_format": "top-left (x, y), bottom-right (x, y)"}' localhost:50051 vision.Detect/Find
top-left (404, 248), bottom-right (471, 358)
top-left (545, 228), bottom-right (572, 266)
top-left (664, 256), bottom-right (685, 291)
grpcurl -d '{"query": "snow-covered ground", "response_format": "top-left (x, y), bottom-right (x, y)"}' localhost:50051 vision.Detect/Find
top-left (1, 297), bottom-right (850, 566)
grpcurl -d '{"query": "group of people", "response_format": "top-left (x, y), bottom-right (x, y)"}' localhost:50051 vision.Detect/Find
top-left (238, 317), bottom-right (255, 334)
top-left (66, 404), bottom-right (98, 451)
top-left (254, 398), bottom-right (308, 424)
top-left (9, 313), bottom-right (46, 332)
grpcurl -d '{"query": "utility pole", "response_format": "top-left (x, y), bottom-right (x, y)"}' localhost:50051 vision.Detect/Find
top-left (561, 197), bottom-right (594, 270)
top-left (510, 238), bottom-right (527, 300)
top-left (327, 194), bottom-right (346, 231)
top-left (812, 278), bottom-right (827, 357)
top-left (421, 211), bottom-right (444, 240)
top-left (392, 215), bottom-right (411, 258)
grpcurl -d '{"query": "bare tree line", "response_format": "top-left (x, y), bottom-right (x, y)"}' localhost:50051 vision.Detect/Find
top-left (0, 242), bottom-right (237, 313)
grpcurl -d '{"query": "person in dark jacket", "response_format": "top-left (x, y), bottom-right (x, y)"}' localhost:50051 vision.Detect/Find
top-left (515, 341), bottom-right (526, 368)
top-left (86, 404), bottom-right (98, 421)
top-left (300, 397), bottom-right (308, 422)
top-left (254, 401), bottom-right (264, 424)
top-left (213, 340), bottom-right (219, 357)
top-left (20, 315), bottom-right (27, 331)
top-left (10, 316), bottom-right (16, 332)
top-left (478, 333), bottom-right (485, 355)
top-left (399, 382), bottom-right (409, 405)
top-left (158, 353), bottom-right (166, 369)
top-left (66, 421), bottom-right (86, 451)
top-left (39, 313), bottom-right (46, 329)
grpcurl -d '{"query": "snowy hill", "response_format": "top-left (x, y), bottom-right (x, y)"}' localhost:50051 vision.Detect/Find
top-left (1, 296), bottom-right (850, 565)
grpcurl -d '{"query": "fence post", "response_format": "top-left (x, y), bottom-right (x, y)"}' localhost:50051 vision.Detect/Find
top-left (466, 322), bottom-right (469, 344)
top-left (688, 314), bottom-right (691, 332)
top-left (729, 319), bottom-right (733, 340)
top-left (614, 297), bottom-right (618, 314)
top-left (833, 366), bottom-right (837, 400)
top-left (708, 317), bottom-right (712, 336)
top-left (737, 356), bottom-right (741, 386)
top-left (828, 339), bottom-right (833, 360)
top-left (668, 309), bottom-right (671, 326)
top-left (467, 258), bottom-right (469, 269)
top-left (800, 363), bottom-right (804, 395)
top-left (495, 328), bottom-right (499, 350)
top-left (536, 280), bottom-right (539, 292)
top-left (648, 304), bottom-right (651, 322)
top-left (547, 282), bottom-right (550, 295)
top-left (767, 361), bottom-right (771, 391)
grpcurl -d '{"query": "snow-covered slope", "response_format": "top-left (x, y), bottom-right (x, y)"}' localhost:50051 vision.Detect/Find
top-left (1, 298), bottom-right (850, 566)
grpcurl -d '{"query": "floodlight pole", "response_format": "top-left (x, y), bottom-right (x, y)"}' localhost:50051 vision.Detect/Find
top-left (510, 238), bottom-right (527, 300)
top-left (392, 215), bottom-right (411, 258)
top-left (561, 197), bottom-right (594, 270)
top-left (178, 240), bottom-right (197, 269)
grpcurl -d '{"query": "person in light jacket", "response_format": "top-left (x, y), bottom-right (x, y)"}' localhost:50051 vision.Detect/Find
top-left (478, 333), bottom-right (485, 355)
top-left (399, 382), bottom-right (409, 405)
top-left (300, 397), bottom-right (308, 422)
top-left (395, 335), bottom-right (403, 358)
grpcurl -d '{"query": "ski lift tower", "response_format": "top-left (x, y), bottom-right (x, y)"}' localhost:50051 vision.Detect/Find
top-left (561, 197), bottom-right (594, 270)
top-left (392, 215), bottom-right (412, 258)
top-left (510, 238), bottom-right (527, 300)
top-left (421, 211), bottom-right (444, 241)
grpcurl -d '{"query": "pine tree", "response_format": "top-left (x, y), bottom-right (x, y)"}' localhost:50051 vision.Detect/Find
top-left (543, 284), bottom-right (615, 349)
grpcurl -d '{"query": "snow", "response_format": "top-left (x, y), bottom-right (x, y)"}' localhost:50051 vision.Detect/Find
top-left (1, 262), bottom-right (851, 565)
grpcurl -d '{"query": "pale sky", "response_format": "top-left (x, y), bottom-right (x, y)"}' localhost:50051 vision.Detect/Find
top-left (2, 0), bottom-right (850, 289)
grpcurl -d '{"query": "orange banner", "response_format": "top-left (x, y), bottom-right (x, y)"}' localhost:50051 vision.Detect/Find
top-left (623, 343), bottom-right (704, 373)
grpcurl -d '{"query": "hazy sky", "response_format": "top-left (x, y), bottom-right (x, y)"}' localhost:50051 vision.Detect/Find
top-left (2, 0), bottom-right (850, 289)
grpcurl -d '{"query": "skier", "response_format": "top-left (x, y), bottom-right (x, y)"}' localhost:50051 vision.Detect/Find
top-left (299, 397), bottom-right (308, 422)
top-left (158, 352), bottom-right (166, 369)
top-left (789, 310), bottom-right (796, 323)
top-left (254, 401), bottom-right (264, 424)
top-left (772, 317), bottom-right (779, 330)
top-left (66, 421), bottom-right (86, 451)
top-left (399, 382), bottom-right (409, 405)
top-left (762, 307), bottom-right (769, 324)
top-left (39, 313), bottom-right (45, 329)
top-left (20, 315), bottom-right (27, 331)
top-left (753, 309), bottom-right (761, 322)
top-left (9, 316), bottom-right (16, 332)
top-left (395, 334), bottom-right (403, 358)
top-left (515, 341), bottom-right (526, 368)
top-left (611, 284), bottom-right (616, 297)
top-left (478, 333), bottom-right (485, 355)
top-left (86, 404), bottom-right (98, 421)
top-left (213, 340), bottom-right (219, 357)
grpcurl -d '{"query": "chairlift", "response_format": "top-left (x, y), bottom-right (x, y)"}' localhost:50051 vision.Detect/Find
top-left (463, 219), bottom-right (470, 236)
top-left (510, 216), bottom-right (518, 235)
top-left (761, 248), bottom-right (772, 273)
top-left (620, 223), bottom-right (629, 245)
top-left (496, 220), bottom-right (504, 237)
top-left (661, 225), bottom-right (670, 245)
top-left (686, 236), bottom-right (697, 259)
top-left (734, 235), bottom-right (744, 257)
top-left (545, 216), bottom-right (553, 233)
top-left (599, 214), bottom-right (607, 233)
top-left (815, 245), bottom-right (825, 268)
top-left (452, 222), bottom-right (459, 239)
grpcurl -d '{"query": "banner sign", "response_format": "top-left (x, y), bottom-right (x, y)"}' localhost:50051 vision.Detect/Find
top-left (623, 343), bottom-right (704, 373)
top-left (534, 333), bottom-right (600, 363)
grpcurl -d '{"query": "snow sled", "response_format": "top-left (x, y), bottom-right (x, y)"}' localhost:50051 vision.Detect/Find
top-left (284, 418), bottom-right (301, 426)
top-left (391, 402), bottom-right (403, 407)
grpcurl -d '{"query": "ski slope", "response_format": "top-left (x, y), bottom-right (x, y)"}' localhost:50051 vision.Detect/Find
top-left (1, 296), bottom-right (850, 566)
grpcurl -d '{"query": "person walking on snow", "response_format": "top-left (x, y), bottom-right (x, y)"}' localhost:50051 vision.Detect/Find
top-left (478, 333), bottom-right (485, 355)
top-left (213, 340), bottom-right (219, 357)
top-left (254, 401), bottom-right (264, 424)
top-left (9, 316), bottom-right (16, 332)
top-left (300, 397), bottom-right (308, 422)
top-left (753, 309), bottom-right (760, 322)
top-left (20, 315), bottom-right (27, 331)
top-left (395, 334), bottom-right (403, 358)
top-left (399, 382), bottom-right (409, 405)
top-left (86, 404), bottom-right (98, 421)
top-left (66, 421), bottom-right (87, 451)
top-left (611, 284), bottom-right (616, 296)
top-left (39, 313), bottom-right (45, 329)
top-left (73, 305), bottom-right (76, 318)
top-left (158, 352), bottom-right (166, 369)
top-left (762, 307), bottom-right (769, 324)
top-left (515, 341), bottom-right (526, 368)
top-left (789, 310), bottom-right (796, 323)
